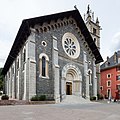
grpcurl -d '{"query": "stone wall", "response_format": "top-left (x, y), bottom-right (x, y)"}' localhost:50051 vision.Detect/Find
top-left (0, 100), bottom-right (55, 105)
top-left (35, 17), bottom-right (96, 99)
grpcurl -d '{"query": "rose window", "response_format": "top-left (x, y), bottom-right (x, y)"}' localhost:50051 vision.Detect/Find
top-left (64, 38), bottom-right (76, 55)
top-left (62, 33), bottom-right (80, 59)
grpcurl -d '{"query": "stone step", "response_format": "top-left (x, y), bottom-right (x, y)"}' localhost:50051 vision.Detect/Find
top-left (61, 95), bottom-right (92, 104)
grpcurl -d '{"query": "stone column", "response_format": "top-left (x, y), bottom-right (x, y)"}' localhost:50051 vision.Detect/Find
top-left (52, 36), bottom-right (60, 103)
top-left (61, 77), bottom-right (66, 99)
top-left (93, 59), bottom-right (97, 99)
top-left (5, 76), bottom-right (8, 95)
top-left (83, 51), bottom-right (90, 99)
top-left (19, 51), bottom-right (22, 100)
top-left (12, 75), bottom-right (15, 99)
top-left (23, 64), bottom-right (26, 100)
top-left (8, 78), bottom-right (10, 97)
top-left (86, 73), bottom-right (90, 99)
top-left (17, 75), bottom-right (19, 99)
top-left (26, 29), bottom-right (36, 100)
top-left (9, 69), bottom-right (12, 98)
top-left (79, 81), bottom-right (82, 96)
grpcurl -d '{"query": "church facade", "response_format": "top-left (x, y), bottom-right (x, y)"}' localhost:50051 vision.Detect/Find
top-left (2, 9), bottom-right (103, 103)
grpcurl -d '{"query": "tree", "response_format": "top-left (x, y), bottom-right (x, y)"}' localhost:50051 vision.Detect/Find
top-left (0, 68), bottom-right (3, 91)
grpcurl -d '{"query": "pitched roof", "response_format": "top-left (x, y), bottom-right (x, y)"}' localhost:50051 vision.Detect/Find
top-left (101, 51), bottom-right (120, 71)
top-left (2, 9), bottom-right (103, 75)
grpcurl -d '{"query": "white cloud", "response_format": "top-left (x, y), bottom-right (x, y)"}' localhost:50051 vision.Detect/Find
top-left (0, 0), bottom-right (120, 66)
top-left (111, 32), bottom-right (120, 51)
top-left (0, 40), bottom-right (12, 68)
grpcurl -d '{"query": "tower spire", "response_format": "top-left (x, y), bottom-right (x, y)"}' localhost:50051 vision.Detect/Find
top-left (96, 17), bottom-right (99, 25)
top-left (74, 5), bottom-right (78, 10)
top-left (86, 4), bottom-right (91, 21)
top-left (87, 4), bottom-right (90, 14)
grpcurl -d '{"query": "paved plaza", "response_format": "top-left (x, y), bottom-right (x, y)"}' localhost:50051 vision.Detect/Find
top-left (0, 102), bottom-right (120, 120)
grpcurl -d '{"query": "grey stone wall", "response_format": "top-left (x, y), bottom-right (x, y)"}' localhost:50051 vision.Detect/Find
top-left (35, 18), bottom-right (95, 99)
top-left (35, 32), bottom-right (54, 99)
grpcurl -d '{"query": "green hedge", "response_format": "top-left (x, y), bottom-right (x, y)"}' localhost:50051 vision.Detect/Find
top-left (90, 96), bottom-right (96, 101)
top-left (1, 94), bottom-right (9, 100)
top-left (31, 95), bottom-right (46, 101)
top-left (97, 94), bottom-right (104, 100)
top-left (0, 91), bottom-right (2, 96)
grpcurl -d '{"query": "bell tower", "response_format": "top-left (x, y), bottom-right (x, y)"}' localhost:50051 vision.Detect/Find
top-left (84, 5), bottom-right (102, 96)
top-left (84, 5), bottom-right (101, 51)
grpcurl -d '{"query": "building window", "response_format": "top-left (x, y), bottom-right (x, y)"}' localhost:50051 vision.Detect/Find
top-left (23, 48), bottom-right (26, 70)
top-left (88, 69), bottom-right (92, 85)
top-left (107, 74), bottom-right (111, 78)
top-left (116, 85), bottom-right (120, 90)
top-left (39, 53), bottom-right (49, 78)
top-left (116, 66), bottom-right (120, 71)
top-left (93, 28), bottom-right (96, 35)
top-left (107, 89), bottom-right (111, 98)
top-left (8, 72), bottom-right (10, 78)
top-left (23, 48), bottom-right (26, 62)
top-left (107, 80), bottom-right (111, 87)
top-left (117, 75), bottom-right (120, 80)
top-left (41, 41), bottom-right (47, 47)
top-left (12, 65), bottom-right (14, 75)
top-left (94, 38), bottom-right (96, 45)
top-left (17, 58), bottom-right (19, 69)
top-left (107, 62), bottom-right (110, 66)
top-left (42, 56), bottom-right (46, 77)
top-left (100, 86), bottom-right (103, 90)
top-left (62, 32), bottom-right (80, 59)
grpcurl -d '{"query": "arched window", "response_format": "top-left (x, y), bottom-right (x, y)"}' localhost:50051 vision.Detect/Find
top-left (39, 53), bottom-right (49, 78)
top-left (23, 47), bottom-right (26, 70)
top-left (23, 48), bottom-right (26, 62)
top-left (42, 56), bottom-right (46, 77)
top-left (94, 38), bottom-right (96, 43)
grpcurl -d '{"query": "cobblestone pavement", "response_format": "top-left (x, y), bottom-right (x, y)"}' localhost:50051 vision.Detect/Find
top-left (0, 102), bottom-right (120, 120)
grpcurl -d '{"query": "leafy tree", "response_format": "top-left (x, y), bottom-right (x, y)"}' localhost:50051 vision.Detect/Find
top-left (0, 68), bottom-right (3, 91)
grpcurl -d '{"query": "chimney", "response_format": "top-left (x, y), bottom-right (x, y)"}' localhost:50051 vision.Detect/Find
top-left (117, 51), bottom-right (120, 63)
top-left (107, 56), bottom-right (109, 61)
top-left (114, 52), bottom-right (117, 63)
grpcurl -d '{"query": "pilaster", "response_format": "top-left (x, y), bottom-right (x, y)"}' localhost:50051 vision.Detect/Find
top-left (61, 77), bottom-right (66, 99)
top-left (93, 59), bottom-right (97, 98)
top-left (86, 74), bottom-right (90, 99)
top-left (83, 51), bottom-right (90, 99)
top-left (52, 35), bottom-right (60, 103)
top-left (26, 29), bottom-right (36, 100)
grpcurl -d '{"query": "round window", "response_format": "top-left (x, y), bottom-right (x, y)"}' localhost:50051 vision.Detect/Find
top-left (62, 32), bottom-right (80, 59)
top-left (41, 41), bottom-right (47, 47)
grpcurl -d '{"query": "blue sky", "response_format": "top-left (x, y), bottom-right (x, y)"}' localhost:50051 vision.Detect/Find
top-left (0, 0), bottom-right (120, 67)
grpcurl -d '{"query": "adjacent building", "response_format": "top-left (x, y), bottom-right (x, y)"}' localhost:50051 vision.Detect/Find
top-left (2, 8), bottom-right (103, 103)
top-left (100, 51), bottom-right (120, 100)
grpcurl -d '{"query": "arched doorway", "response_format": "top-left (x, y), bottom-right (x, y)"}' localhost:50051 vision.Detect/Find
top-left (61, 63), bottom-right (82, 98)
top-left (66, 82), bottom-right (72, 95)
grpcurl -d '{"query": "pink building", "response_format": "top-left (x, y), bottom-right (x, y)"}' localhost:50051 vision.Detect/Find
top-left (100, 51), bottom-right (120, 100)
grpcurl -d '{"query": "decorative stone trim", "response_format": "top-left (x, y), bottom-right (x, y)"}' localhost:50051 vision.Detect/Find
top-left (33, 16), bottom-right (94, 59)
top-left (62, 32), bottom-right (80, 59)
top-left (55, 64), bottom-right (60, 68)
top-left (30, 59), bottom-right (36, 63)
top-left (41, 41), bottom-right (47, 47)
top-left (62, 63), bottom-right (82, 80)
top-left (39, 53), bottom-right (49, 61)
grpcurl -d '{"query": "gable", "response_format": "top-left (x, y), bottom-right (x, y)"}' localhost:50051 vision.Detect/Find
top-left (2, 9), bottom-right (103, 75)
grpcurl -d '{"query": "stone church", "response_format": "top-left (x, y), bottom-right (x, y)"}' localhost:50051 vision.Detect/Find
top-left (2, 7), bottom-right (103, 103)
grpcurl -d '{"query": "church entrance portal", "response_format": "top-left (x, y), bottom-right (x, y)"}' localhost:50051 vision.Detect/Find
top-left (66, 82), bottom-right (72, 95)
top-left (61, 64), bottom-right (82, 99)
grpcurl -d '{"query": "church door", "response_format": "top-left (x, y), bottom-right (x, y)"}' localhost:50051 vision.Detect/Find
top-left (66, 82), bottom-right (72, 95)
